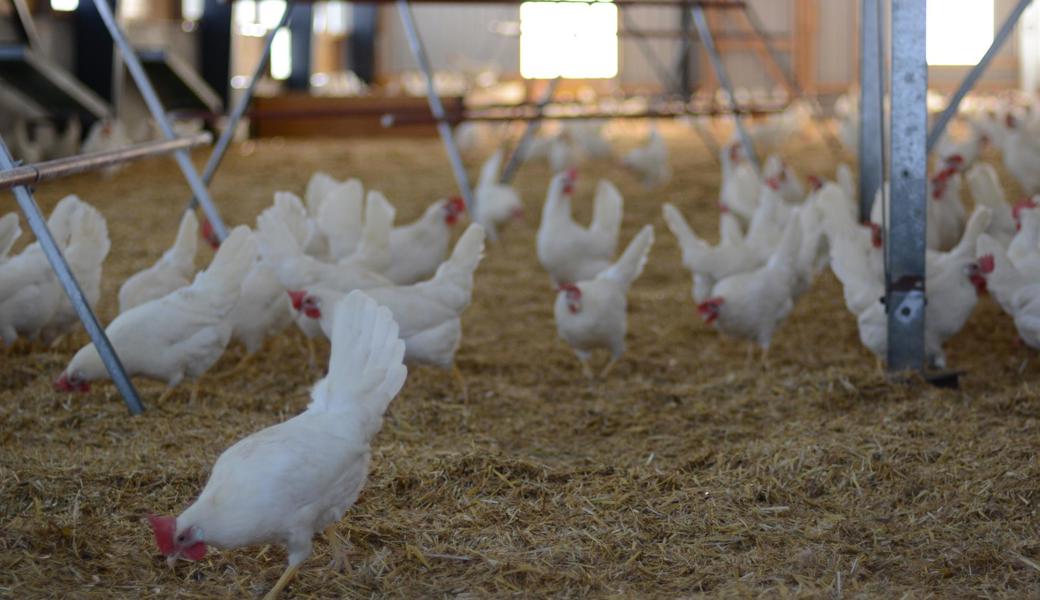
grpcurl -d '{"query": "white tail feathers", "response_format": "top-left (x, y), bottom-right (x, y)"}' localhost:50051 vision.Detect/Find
top-left (767, 213), bottom-right (803, 273)
top-left (967, 163), bottom-right (1005, 207)
top-left (422, 223), bottom-right (486, 313)
top-left (661, 203), bottom-right (702, 250)
top-left (273, 191), bottom-right (309, 248)
top-left (192, 225), bottom-right (257, 309)
top-left (47, 195), bottom-right (85, 248)
top-left (591, 180), bottom-right (623, 242)
top-left (257, 202), bottom-right (304, 264)
top-left (950, 206), bottom-right (993, 260)
top-left (0, 213), bottom-right (21, 260)
top-left (305, 171), bottom-right (340, 216)
top-left (343, 191), bottom-right (393, 272)
top-left (478, 149), bottom-right (503, 190)
top-left (163, 210), bottom-right (198, 279)
top-left (597, 225), bottom-right (654, 289)
top-left (66, 202), bottom-right (110, 267)
top-left (309, 290), bottom-right (407, 440)
top-left (317, 178), bottom-right (364, 260)
top-left (837, 164), bottom-right (855, 202)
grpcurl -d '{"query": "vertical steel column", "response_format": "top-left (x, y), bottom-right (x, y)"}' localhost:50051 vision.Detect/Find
top-left (199, 0), bottom-right (233, 107)
top-left (499, 77), bottom-right (560, 185)
top-left (396, 0), bottom-right (476, 214)
top-left (74, 0), bottom-right (118, 108)
top-left (691, 4), bottom-right (761, 173)
top-left (0, 137), bottom-right (144, 415)
top-left (887, 0), bottom-right (928, 373)
top-left (927, 0), bottom-right (1033, 152)
top-left (858, 0), bottom-right (884, 223)
top-left (189, 3), bottom-right (293, 210)
top-left (679, 2), bottom-right (693, 101)
top-left (92, 0), bottom-right (229, 243)
top-left (350, 4), bottom-right (379, 84)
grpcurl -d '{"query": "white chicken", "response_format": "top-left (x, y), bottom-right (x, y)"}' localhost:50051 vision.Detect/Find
top-left (696, 214), bottom-right (802, 358)
top-left (38, 201), bottom-right (110, 345)
top-left (1000, 112), bottom-right (1040, 195)
top-left (81, 118), bottom-right (133, 175)
top-left (315, 178), bottom-right (365, 261)
top-left (385, 197), bottom-right (466, 285)
top-left (291, 224), bottom-right (485, 388)
top-left (147, 290), bottom-right (407, 600)
top-left (621, 127), bottom-right (671, 188)
top-left (855, 207), bottom-right (992, 368)
top-left (966, 162), bottom-right (1017, 247)
top-left (1008, 209), bottom-right (1040, 280)
top-left (718, 142), bottom-right (762, 228)
top-left (473, 150), bottom-right (523, 242)
top-left (554, 225), bottom-right (654, 378)
top-left (118, 210), bottom-right (198, 314)
top-left (0, 195), bottom-right (85, 346)
top-left (871, 167), bottom-right (966, 252)
top-left (225, 261), bottom-right (294, 360)
top-left (0, 213), bottom-right (21, 266)
top-left (975, 235), bottom-right (1040, 350)
top-left (762, 154), bottom-right (805, 206)
top-left (55, 226), bottom-right (256, 400)
top-left (662, 203), bottom-right (763, 304)
top-left (536, 171), bottom-right (623, 285)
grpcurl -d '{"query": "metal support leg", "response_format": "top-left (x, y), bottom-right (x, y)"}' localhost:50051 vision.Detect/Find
top-left (0, 137), bottom-right (144, 415)
top-left (91, 0), bottom-right (229, 243)
top-left (679, 3), bottom-right (693, 101)
top-left (858, 0), bottom-right (884, 223)
top-left (691, 5), bottom-right (761, 174)
top-left (189, 3), bottom-right (292, 209)
top-left (887, 0), bottom-right (928, 373)
top-left (396, 0), bottom-right (476, 214)
top-left (927, 0), bottom-right (1033, 152)
top-left (499, 77), bottom-right (560, 185)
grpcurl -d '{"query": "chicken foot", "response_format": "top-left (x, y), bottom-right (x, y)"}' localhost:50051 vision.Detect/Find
top-left (262, 564), bottom-right (299, 600)
top-left (600, 357), bottom-right (620, 378)
top-left (451, 365), bottom-right (469, 402)
top-left (212, 352), bottom-right (255, 381)
top-left (324, 525), bottom-right (348, 573)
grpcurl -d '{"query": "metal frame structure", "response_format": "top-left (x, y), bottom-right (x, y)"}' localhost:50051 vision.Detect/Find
top-left (90, 0), bottom-right (230, 244)
top-left (0, 132), bottom-right (214, 415)
top-left (858, 0), bottom-right (884, 223)
top-left (885, 0), bottom-right (927, 373)
top-left (926, 0), bottom-right (1034, 152)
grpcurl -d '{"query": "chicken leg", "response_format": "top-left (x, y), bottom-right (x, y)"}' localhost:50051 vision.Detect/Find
top-left (213, 352), bottom-right (254, 381)
top-left (600, 357), bottom-right (620, 379)
top-left (156, 386), bottom-right (176, 404)
top-left (325, 525), bottom-right (348, 573)
top-left (262, 564), bottom-right (299, 600)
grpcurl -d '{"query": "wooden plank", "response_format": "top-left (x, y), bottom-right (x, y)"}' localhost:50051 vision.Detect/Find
top-left (251, 94), bottom-right (464, 138)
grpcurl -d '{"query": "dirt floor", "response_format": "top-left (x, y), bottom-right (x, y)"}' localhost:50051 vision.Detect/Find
top-left (1, 121), bottom-right (1038, 598)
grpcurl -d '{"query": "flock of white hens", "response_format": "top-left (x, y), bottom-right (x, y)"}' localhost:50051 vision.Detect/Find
top-left (1, 95), bottom-right (1039, 598)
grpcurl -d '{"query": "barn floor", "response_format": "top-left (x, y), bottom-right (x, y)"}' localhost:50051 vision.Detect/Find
top-left (1, 122), bottom-right (1039, 598)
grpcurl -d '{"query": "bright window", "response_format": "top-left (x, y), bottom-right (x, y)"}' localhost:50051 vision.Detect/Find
top-left (519, 0), bottom-right (618, 79)
top-left (927, 0), bottom-right (994, 65)
top-left (51, 0), bottom-right (78, 11)
top-left (182, 0), bottom-right (204, 21)
top-left (270, 28), bottom-right (292, 81)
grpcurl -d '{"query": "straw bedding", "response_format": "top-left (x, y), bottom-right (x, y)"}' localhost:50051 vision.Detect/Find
top-left (1, 122), bottom-right (1038, 598)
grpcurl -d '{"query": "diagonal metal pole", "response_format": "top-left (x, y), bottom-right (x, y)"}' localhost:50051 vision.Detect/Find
top-left (499, 77), bottom-right (560, 184)
top-left (396, 0), bottom-right (477, 215)
top-left (0, 137), bottom-right (144, 415)
top-left (92, 0), bottom-right (229, 243)
top-left (189, 2), bottom-right (293, 209)
top-left (927, 0), bottom-right (1033, 152)
top-left (622, 9), bottom-right (721, 162)
top-left (859, 0), bottom-right (884, 223)
top-left (691, 4), bottom-right (761, 174)
top-left (887, 0), bottom-right (927, 373)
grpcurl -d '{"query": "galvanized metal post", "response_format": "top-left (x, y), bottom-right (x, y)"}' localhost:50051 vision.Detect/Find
top-left (91, 0), bottom-right (229, 243)
top-left (887, 0), bottom-right (928, 373)
top-left (189, 3), bottom-right (293, 210)
top-left (927, 0), bottom-right (1033, 152)
top-left (691, 4), bottom-right (761, 174)
top-left (679, 1), bottom-right (694, 101)
top-left (859, 0), bottom-right (884, 223)
top-left (0, 137), bottom-right (144, 415)
top-left (499, 77), bottom-right (560, 185)
top-left (396, 0), bottom-right (477, 214)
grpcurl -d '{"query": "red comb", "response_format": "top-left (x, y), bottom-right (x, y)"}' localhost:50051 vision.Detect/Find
top-left (807, 175), bottom-right (823, 191)
top-left (287, 290), bottom-right (306, 311)
top-left (978, 254), bottom-right (995, 274)
top-left (148, 515), bottom-right (176, 556)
